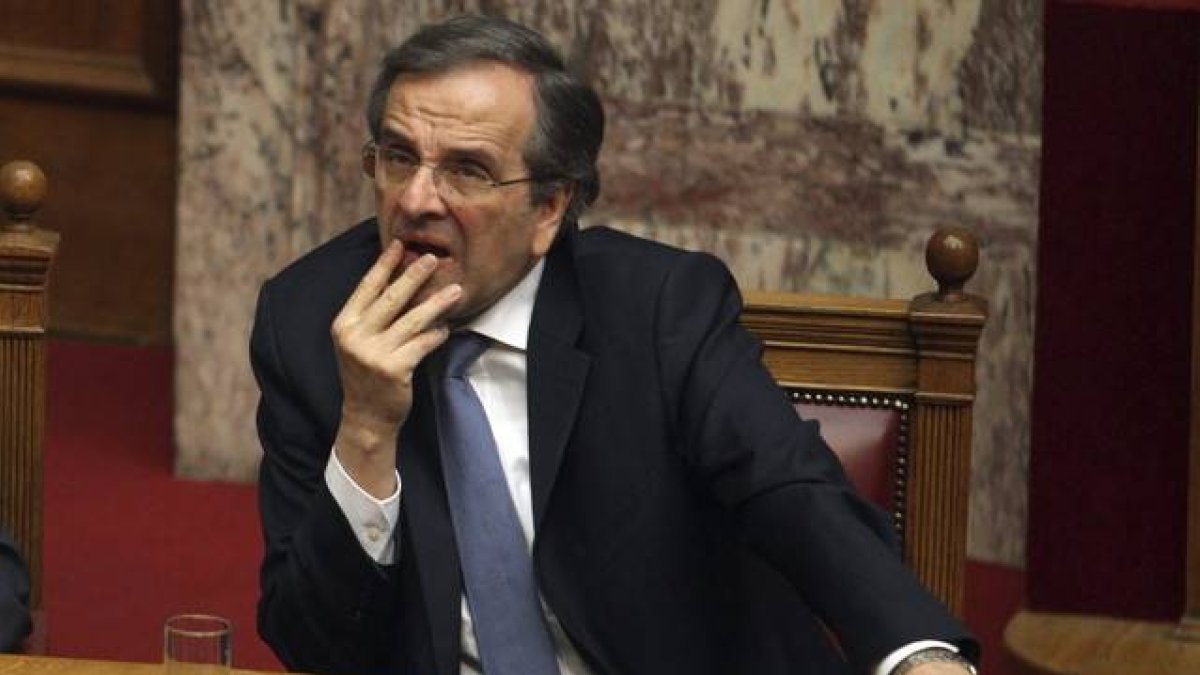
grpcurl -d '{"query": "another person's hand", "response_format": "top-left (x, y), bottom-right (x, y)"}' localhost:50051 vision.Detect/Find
top-left (331, 241), bottom-right (461, 497)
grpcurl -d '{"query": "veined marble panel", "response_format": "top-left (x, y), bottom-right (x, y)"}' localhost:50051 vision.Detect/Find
top-left (176, 0), bottom-right (1040, 566)
top-left (595, 107), bottom-right (1038, 565)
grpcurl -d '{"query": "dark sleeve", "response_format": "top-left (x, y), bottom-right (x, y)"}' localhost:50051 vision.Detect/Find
top-left (0, 529), bottom-right (31, 654)
top-left (654, 252), bottom-right (978, 672)
top-left (251, 282), bottom-right (401, 675)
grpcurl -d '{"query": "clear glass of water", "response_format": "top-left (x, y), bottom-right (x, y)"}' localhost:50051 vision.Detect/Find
top-left (164, 614), bottom-right (232, 675)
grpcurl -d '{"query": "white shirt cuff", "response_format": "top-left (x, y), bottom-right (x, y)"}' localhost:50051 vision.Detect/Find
top-left (324, 449), bottom-right (401, 564)
top-left (875, 640), bottom-right (960, 675)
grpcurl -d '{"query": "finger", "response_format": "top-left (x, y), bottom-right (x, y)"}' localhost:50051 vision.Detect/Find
top-left (341, 240), bottom-right (404, 319)
top-left (360, 252), bottom-right (440, 331)
top-left (391, 323), bottom-right (453, 368)
top-left (382, 282), bottom-right (463, 347)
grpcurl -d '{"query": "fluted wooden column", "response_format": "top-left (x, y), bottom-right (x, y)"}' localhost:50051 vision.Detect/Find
top-left (0, 161), bottom-right (58, 609)
top-left (906, 227), bottom-right (987, 617)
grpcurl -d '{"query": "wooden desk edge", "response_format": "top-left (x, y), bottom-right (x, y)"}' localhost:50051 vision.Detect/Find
top-left (1005, 609), bottom-right (1200, 674)
top-left (0, 654), bottom-right (281, 675)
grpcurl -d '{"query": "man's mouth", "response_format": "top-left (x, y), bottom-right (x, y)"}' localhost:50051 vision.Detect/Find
top-left (403, 240), bottom-right (451, 259)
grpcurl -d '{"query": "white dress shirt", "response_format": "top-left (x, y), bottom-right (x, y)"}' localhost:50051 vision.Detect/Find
top-left (325, 259), bottom-right (959, 675)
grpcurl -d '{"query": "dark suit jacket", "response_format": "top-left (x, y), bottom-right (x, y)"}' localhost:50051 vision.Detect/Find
top-left (0, 528), bottom-right (31, 653)
top-left (252, 219), bottom-right (975, 675)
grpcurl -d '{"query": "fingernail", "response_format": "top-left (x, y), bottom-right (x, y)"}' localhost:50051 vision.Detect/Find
top-left (416, 254), bottom-right (437, 271)
top-left (444, 284), bottom-right (462, 299)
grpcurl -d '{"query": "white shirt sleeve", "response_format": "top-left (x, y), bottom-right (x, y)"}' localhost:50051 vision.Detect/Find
top-left (324, 449), bottom-right (401, 564)
top-left (875, 640), bottom-right (962, 675)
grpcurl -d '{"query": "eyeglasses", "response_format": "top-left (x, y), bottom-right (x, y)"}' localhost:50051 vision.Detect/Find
top-left (361, 140), bottom-right (537, 203)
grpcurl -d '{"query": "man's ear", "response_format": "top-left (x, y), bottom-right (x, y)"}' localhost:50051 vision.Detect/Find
top-left (531, 183), bottom-right (574, 256)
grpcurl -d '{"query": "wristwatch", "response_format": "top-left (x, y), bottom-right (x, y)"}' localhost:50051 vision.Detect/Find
top-left (893, 647), bottom-right (978, 675)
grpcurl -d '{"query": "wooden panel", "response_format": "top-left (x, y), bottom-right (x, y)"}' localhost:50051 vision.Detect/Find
top-left (0, 0), bottom-right (176, 103)
top-left (0, 1), bottom-right (144, 52)
top-left (0, 99), bottom-right (175, 342)
top-left (761, 348), bottom-right (917, 393)
top-left (0, 0), bottom-right (178, 343)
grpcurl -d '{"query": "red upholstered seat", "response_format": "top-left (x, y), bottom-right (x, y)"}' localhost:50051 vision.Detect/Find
top-left (796, 401), bottom-right (902, 518)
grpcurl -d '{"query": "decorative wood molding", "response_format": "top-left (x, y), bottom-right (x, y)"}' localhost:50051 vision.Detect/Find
top-left (0, 42), bottom-right (161, 100)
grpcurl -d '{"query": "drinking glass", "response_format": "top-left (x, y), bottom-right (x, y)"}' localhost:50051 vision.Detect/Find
top-left (163, 614), bottom-right (232, 675)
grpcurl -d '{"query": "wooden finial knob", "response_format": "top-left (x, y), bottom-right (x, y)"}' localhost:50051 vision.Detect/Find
top-left (925, 226), bottom-right (979, 301)
top-left (1, 160), bottom-right (48, 230)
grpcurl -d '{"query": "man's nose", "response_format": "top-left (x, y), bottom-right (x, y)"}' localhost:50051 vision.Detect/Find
top-left (396, 165), bottom-right (449, 220)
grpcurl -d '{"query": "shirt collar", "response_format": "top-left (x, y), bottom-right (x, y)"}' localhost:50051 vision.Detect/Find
top-left (465, 258), bottom-right (544, 352)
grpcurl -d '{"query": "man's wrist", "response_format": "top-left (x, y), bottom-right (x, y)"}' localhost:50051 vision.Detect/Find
top-left (336, 408), bottom-right (400, 454)
top-left (893, 647), bottom-right (977, 675)
top-left (333, 415), bottom-right (400, 498)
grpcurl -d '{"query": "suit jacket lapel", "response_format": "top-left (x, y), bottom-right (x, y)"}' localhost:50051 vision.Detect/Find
top-left (527, 233), bottom-right (590, 534)
top-left (397, 371), bottom-right (461, 675)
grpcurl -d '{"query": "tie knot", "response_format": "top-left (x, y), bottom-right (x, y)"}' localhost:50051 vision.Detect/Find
top-left (442, 331), bottom-right (490, 378)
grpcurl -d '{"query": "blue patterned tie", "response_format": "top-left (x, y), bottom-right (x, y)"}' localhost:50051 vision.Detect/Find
top-left (434, 332), bottom-right (560, 675)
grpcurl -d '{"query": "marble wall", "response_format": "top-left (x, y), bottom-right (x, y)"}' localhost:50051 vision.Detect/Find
top-left (176, 0), bottom-right (1041, 566)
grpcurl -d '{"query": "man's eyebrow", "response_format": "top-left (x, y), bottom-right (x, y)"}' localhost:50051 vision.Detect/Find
top-left (377, 129), bottom-right (413, 146)
top-left (440, 146), bottom-right (499, 167)
top-left (375, 129), bottom-right (502, 167)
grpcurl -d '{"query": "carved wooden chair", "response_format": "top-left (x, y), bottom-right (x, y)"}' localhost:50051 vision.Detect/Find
top-left (739, 228), bottom-right (987, 617)
top-left (0, 160), bottom-right (58, 653)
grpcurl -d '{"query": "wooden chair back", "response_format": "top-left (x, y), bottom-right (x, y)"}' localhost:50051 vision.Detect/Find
top-left (1, 160), bottom-right (58, 652)
top-left (739, 227), bottom-right (987, 617)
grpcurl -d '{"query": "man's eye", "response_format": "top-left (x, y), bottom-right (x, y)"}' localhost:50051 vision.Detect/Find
top-left (445, 163), bottom-right (491, 183)
top-left (382, 148), bottom-right (418, 167)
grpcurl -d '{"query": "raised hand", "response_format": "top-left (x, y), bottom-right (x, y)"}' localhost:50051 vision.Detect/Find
top-left (331, 240), bottom-right (462, 497)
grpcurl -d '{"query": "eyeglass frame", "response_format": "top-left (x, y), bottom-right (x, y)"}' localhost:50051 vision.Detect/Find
top-left (361, 139), bottom-right (542, 202)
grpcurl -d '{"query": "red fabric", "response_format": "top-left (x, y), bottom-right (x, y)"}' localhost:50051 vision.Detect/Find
top-left (1061, 0), bottom-right (1200, 10)
top-left (797, 403), bottom-right (899, 512)
top-left (42, 340), bottom-right (282, 670)
top-left (1030, 1), bottom-right (1198, 620)
top-left (964, 561), bottom-right (1025, 675)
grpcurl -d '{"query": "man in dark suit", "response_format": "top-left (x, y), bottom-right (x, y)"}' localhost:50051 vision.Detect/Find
top-left (0, 527), bottom-right (31, 653)
top-left (252, 15), bottom-right (977, 675)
